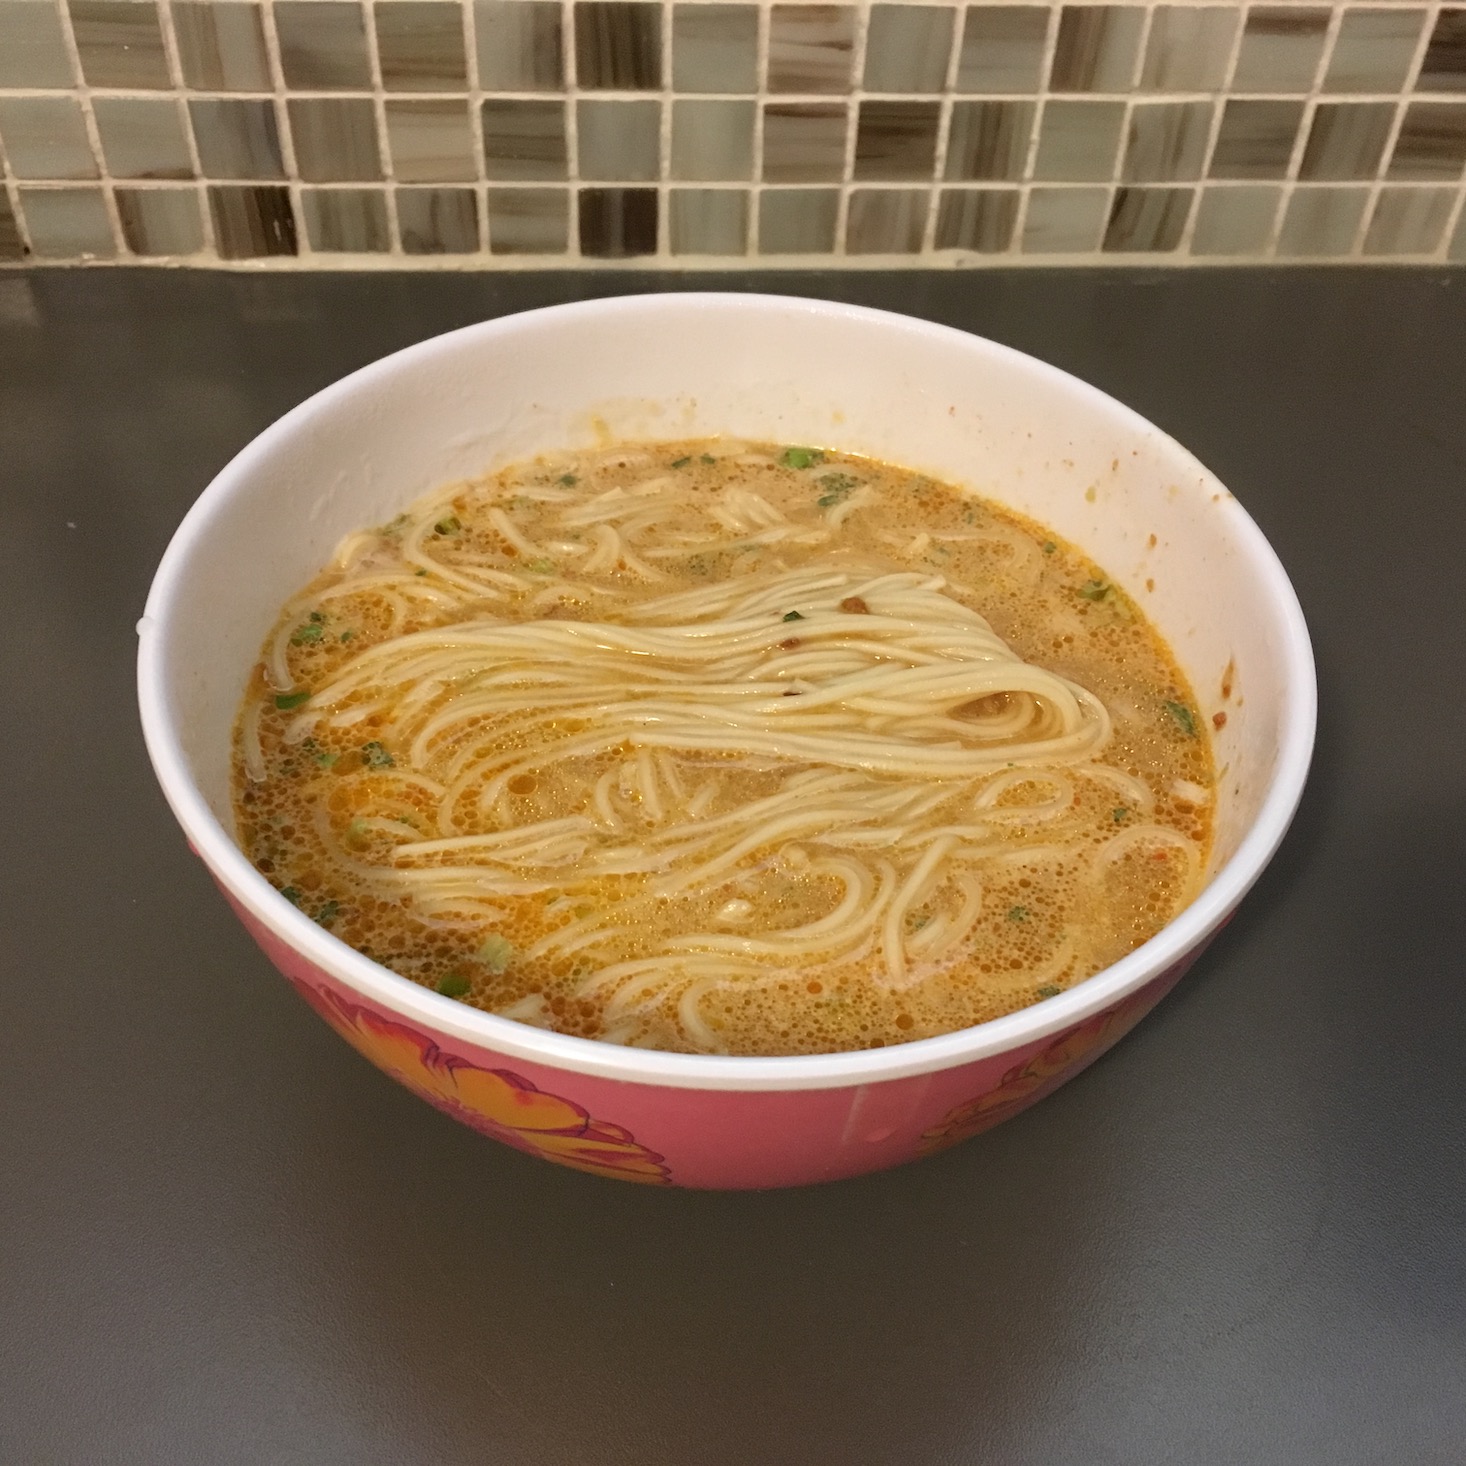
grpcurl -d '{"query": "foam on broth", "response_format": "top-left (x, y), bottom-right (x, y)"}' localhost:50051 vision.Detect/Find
top-left (233, 440), bottom-right (1214, 1056)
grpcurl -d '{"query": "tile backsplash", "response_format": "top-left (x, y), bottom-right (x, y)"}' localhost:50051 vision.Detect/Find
top-left (1, 0), bottom-right (1464, 267)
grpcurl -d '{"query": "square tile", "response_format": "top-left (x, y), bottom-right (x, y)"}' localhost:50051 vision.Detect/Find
top-left (854, 100), bottom-right (941, 182)
top-left (386, 100), bottom-right (476, 183)
top-left (575, 1), bottom-right (662, 90)
top-left (673, 3), bottom-right (758, 93)
top-left (1298, 102), bottom-right (1394, 182)
top-left (93, 98), bottom-right (193, 180)
top-left (70, 0), bottom-right (170, 88)
top-left (1231, 7), bottom-right (1329, 94)
top-left (1275, 185), bottom-right (1368, 255)
top-left (1364, 185), bottom-right (1456, 253)
top-left (376, 3), bottom-right (468, 91)
top-left (1021, 185), bottom-right (1110, 251)
top-left (0, 0), bottom-right (73, 87)
top-left (301, 187), bottom-right (390, 250)
top-left (174, 2), bottom-right (270, 92)
top-left (1140, 7), bottom-right (1238, 92)
top-left (1103, 185), bottom-right (1192, 250)
top-left (670, 187), bottom-right (748, 252)
top-left (288, 98), bottom-right (381, 183)
top-left (1387, 101), bottom-right (1466, 179)
top-left (934, 188), bottom-right (1018, 251)
top-left (672, 99), bottom-right (755, 181)
top-left (208, 183), bottom-right (297, 257)
top-left (1209, 99), bottom-right (1304, 179)
top-left (481, 98), bottom-right (567, 180)
top-left (190, 99), bottom-right (285, 180)
top-left (1032, 99), bottom-right (1125, 181)
top-left (476, 2), bottom-right (563, 91)
top-left (578, 185), bottom-right (657, 255)
top-left (767, 4), bottom-right (856, 94)
top-left (577, 99), bottom-right (660, 181)
top-left (761, 103), bottom-right (847, 182)
top-left (116, 185), bottom-right (204, 254)
top-left (1191, 184), bottom-right (1281, 254)
top-left (274, 3), bottom-right (373, 91)
top-left (18, 186), bottom-right (115, 257)
top-left (846, 188), bottom-right (928, 253)
top-left (1049, 6), bottom-right (1144, 94)
top-left (487, 186), bottom-right (568, 252)
top-left (1122, 101), bottom-right (1213, 183)
top-left (864, 5), bottom-right (954, 94)
top-left (757, 186), bottom-right (838, 250)
top-left (1323, 9), bottom-right (1425, 95)
top-left (955, 7), bottom-right (1049, 94)
top-left (1418, 9), bottom-right (1466, 93)
top-left (944, 100), bottom-right (1034, 183)
top-left (0, 98), bottom-right (98, 180)
top-left (0, 189), bottom-right (21, 261)
top-left (397, 185), bottom-right (480, 252)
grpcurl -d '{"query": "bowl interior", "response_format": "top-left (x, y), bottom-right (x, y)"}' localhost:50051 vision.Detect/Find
top-left (139, 292), bottom-right (1313, 1081)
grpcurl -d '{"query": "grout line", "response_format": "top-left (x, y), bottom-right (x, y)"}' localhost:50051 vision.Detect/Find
top-left (258, 0), bottom-right (303, 258)
top-left (749, 0), bottom-right (768, 254)
top-left (924, 0), bottom-right (964, 253)
top-left (154, 0), bottom-right (212, 258)
top-left (831, 4), bottom-right (867, 259)
top-left (50, 0), bottom-right (125, 259)
top-left (660, 0), bottom-right (672, 260)
top-left (563, 0), bottom-right (581, 260)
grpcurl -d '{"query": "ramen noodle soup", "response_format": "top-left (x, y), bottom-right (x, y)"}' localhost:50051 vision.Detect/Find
top-left (233, 441), bottom-right (1214, 1056)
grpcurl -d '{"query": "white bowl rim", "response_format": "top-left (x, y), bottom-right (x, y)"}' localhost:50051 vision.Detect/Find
top-left (138, 291), bottom-right (1317, 1094)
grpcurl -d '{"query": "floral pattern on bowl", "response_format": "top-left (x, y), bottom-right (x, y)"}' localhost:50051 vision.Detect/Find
top-left (918, 989), bottom-right (1154, 1155)
top-left (297, 982), bottom-right (672, 1184)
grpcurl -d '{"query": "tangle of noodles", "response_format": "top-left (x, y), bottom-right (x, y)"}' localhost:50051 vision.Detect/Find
top-left (233, 440), bottom-right (1215, 1056)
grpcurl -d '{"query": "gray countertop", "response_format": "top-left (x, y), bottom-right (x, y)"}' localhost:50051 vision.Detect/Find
top-left (3, 267), bottom-right (1463, 1466)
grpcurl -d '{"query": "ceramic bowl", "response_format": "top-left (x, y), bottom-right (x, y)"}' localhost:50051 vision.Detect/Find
top-left (138, 293), bottom-right (1315, 1189)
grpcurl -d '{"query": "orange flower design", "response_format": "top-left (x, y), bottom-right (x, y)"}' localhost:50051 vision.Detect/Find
top-left (297, 984), bottom-right (671, 1184)
top-left (919, 992), bottom-right (1153, 1155)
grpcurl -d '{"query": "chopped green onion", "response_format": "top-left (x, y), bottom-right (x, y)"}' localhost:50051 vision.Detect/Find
top-left (1164, 700), bottom-right (1198, 737)
top-left (339, 629), bottom-right (355, 642)
top-left (1007, 905), bottom-right (1029, 922)
top-left (1042, 540), bottom-right (1057, 554)
top-left (290, 624), bottom-right (324, 645)
top-left (1037, 984), bottom-right (1061, 999)
top-left (315, 900), bottom-right (340, 927)
top-left (434, 515), bottom-right (460, 535)
top-left (414, 568), bottom-right (428, 576)
top-left (779, 447), bottom-right (824, 470)
top-left (816, 472), bottom-right (858, 507)
top-left (559, 473), bottom-right (577, 486)
top-left (314, 750), bottom-right (339, 768)
top-left (274, 689), bottom-right (310, 710)
top-left (1113, 806), bottom-right (1129, 821)
top-left (308, 610), bottom-right (325, 624)
top-left (525, 557), bottom-right (555, 573)
top-left (437, 972), bottom-right (471, 999)
top-left (477, 934), bottom-right (515, 974)
top-left (700, 453), bottom-right (716, 465)
top-left (1078, 579), bottom-right (1112, 601)
top-left (279, 886), bottom-right (301, 906)
top-left (670, 456), bottom-right (692, 468)
top-left (782, 610), bottom-right (804, 623)
top-left (361, 740), bottom-right (395, 768)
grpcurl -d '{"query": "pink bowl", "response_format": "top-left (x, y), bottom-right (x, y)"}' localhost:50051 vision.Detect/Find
top-left (137, 294), bottom-right (1315, 1190)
